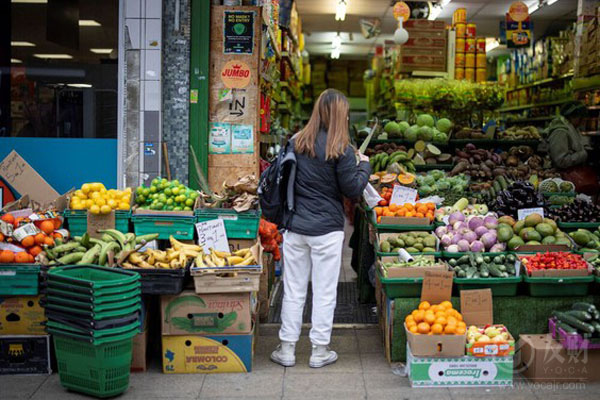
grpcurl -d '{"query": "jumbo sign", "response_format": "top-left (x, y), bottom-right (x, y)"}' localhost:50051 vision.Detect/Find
top-left (221, 60), bottom-right (251, 89)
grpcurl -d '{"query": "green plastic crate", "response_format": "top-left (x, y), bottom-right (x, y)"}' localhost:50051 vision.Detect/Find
top-left (377, 269), bottom-right (423, 298)
top-left (442, 252), bottom-right (506, 259)
top-left (53, 333), bottom-right (134, 398)
top-left (377, 251), bottom-right (442, 258)
top-left (132, 215), bottom-right (194, 240)
top-left (0, 264), bottom-right (40, 295)
top-left (64, 209), bottom-right (130, 237)
top-left (47, 319), bottom-right (140, 338)
top-left (46, 286), bottom-right (141, 304)
top-left (557, 221), bottom-right (600, 230)
top-left (367, 210), bottom-right (434, 232)
top-left (453, 276), bottom-right (522, 297)
top-left (45, 295), bottom-right (140, 313)
top-left (44, 301), bottom-right (141, 321)
top-left (47, 280), bottom-right (141, 296)
top-left (522, 275), bottom-right (594, 297)
top-left (48, 265), bottom-right (139, 289)
top-left (195, 208), bottom-right (260, 239)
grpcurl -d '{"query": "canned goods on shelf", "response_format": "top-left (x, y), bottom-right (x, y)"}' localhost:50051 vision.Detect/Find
top-left (466, 23), bottom-right (477, 38)
top-left (453, 8), bottom-right (467, 25)
top-left (476, 68), bottom-right (487, 83)
top-left (466, 38), bottom-right (476, 53)
top-left (465, 67), bottom-right (475, 82)
top-left (476, 52), bottom-right (487, 68)
top-left (455, 23), bottom-right (466, 38)
top-left (465, 53), bottom-right (475, 68)
top-left (456, 38), bottom-right (466, 53)
top-left (455, 52), bottom-right (466, 68)
top-left (455, 68), bottom-right (465, 80)
top-left (476, 37), bottom-right (486, 53)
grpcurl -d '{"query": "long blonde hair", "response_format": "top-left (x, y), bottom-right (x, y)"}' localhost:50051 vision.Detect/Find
top-left (295, 89), bottom-right (350, 160)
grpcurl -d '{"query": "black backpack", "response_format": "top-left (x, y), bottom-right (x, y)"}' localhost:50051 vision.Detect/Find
top-left (258, 141), bottom-right (297, 227)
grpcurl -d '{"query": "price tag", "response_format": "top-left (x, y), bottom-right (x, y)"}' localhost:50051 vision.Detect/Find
top-left (390, 185), bottom-right (417, 206)
top-left (460, 289), bottom-right (493, 326)
top-left (0, 220), bottom-right (14, 237)
top-left (12, 223), bottom-right (40, 242)
top-left (421, 270), bottom-right (453, 304)
top-left (517, 207), bottom-right (544, 221)
top-left (195, 219), bottom-right (230, 254)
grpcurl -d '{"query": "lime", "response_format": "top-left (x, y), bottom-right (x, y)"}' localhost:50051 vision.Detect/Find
top-left (173, 179), bottom-right (180, 186)
top-left (136, 195), bottom-right (146, 204)
top-left (185, 198), bottom-right (194, 207)
top-left (173, 206), bottom-right (182, 211)
top-left (178, 185), bottom-right (186, 192)
top-left (166, 198), bottom-right (174, 205)
top-left (151, 178), bottom-right (160, 186)
top-left (172, 187), bottom-right (180, 195)
top-left (190, 192), bottom-right (199, 199)
top-left (136, 187), bottom-right (144, 195)
top-left (159, 194), bottom-right (167, 202)
top-left (184, 206), bottom-right (192, 211)
top-left (156, 202), bottom-right (164, 209)
top-left (166, 205), bottom-right (174, 211)
top-left (149, 186), bottom-right (158, 193)
top-left (161, 178), bottom-right (168, 185)
top-left (164, 188), bottom-right (172, 196)
top-left (151, 193), bottom-right (159, 200)
top-left (142, 188), bottom-right (150, 197)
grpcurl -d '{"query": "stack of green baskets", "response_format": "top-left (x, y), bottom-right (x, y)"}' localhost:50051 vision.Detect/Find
top-left (44, 265), bottom-right (141, 398)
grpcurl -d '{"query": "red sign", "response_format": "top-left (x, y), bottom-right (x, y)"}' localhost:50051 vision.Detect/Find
top-left (220, 60), bottom-right (251, 89)
top-left (508, 1), bottom-right (529, 22)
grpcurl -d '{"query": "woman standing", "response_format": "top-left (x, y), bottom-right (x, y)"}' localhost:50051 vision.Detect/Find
top-left (270, 89), bottom-right (371, 368)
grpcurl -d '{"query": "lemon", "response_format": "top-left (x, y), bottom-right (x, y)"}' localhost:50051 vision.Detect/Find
top-left (124, 187), bottom-right (132, 193)
top-left (90, 191), bottom-right (101, 200)
top-left (81, 183), bottom-right (91, 194)
top-left (107, 199), bottom-right (117, 209)
top-left (117, 202), bottom-right (130, 210)
top-left (85, 199), bottom-right (94, 208)
top-left (72, 203), bottom-right (86, 210)
top-left (89, 205), bottom-right (101, 215)
top-left (100, 205), bottom-right (112, 214)
top-left (95, 197), bottom-right (106, 207)
top-left (91, 183), bottom-right (102, 192)
top-left (71, 195), bottom-right (82, 203)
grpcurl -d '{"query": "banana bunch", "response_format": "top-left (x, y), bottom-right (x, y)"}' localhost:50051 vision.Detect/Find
top-left (194, 246), bottom-right (256, 269)
top-left (43, 230), bottom-right (159, 266)
top-left (122, 235), bottom-right (203, 269)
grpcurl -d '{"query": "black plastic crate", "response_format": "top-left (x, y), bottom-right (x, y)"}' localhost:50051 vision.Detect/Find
top-left (129, 268), bottom-right (186, 295)
top-left (0, 335), bottom-right (51, 375)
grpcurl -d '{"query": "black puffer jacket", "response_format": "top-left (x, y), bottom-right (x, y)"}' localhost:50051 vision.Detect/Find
top-left (286, 130), bottom-right (371, 236)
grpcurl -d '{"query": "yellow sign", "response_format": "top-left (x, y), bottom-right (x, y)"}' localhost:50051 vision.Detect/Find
top-left (220, 60), bottom-right (252, 89)
top-left (508, 1), bottom-right (529, 22)
top-left (393, 2), bottom-right (410, 22)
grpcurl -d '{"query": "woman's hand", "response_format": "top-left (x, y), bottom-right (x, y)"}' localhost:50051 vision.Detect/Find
top-left (357, 151), bottom-right (369, 163)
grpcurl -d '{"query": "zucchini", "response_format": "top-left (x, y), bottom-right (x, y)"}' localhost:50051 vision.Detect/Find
top-left (591, 321), bottom-right (600, 334)
top-left (493, 256), bottom-right (502, 264)
top-left (555, 321), bottom-right (578, 334)
top-left (466, 266), bottom-right (477, 279)
top-left (555, 312), bottom-right (595, 334)
top-left (571, 302), bottom-right (597, 314)
top-left (488, 264), bottom-right (503, 277)
top-left (506, 254), bottom-right (516, 263)
top-left (565, 310), bottom-right (593, 321)
top-left (448, 259), bottom-right (458, 267)
top-left (475, 255), bottom-right (484, 265)
top-left (483, 256), bottom-right (491, 264)
top-left (480, 264), bottom-right (489, 278)
top-left (457, 255), bottom-right (470, 265)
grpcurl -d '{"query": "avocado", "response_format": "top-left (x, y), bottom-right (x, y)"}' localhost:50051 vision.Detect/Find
top-left (520, 227), bottom-right (535, 241)
top-left (523, 230), bottom-right (542, 242)
top-left (497, 226), bottom-right (514, 243)
top-left (543, 218), bottom-right (558, 233)
top-left (507, 236), bottom-right (525, 251)
top-left (569, 231), bottom-right (591, 246)
top-left (513, 220), bottom-right (525, 235)
top-left (541, 236), bottom-right (557, 245)
top-left (380, 241), bottom-right (391, 253)
top-left (524, 213), bottom-right (543, 227)
top-left (526, 241), bottom-right (541, 245)
top-left (535, 223), bottom-right (555, 238)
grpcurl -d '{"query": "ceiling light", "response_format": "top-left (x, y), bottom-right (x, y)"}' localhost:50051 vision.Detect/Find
top-left (67, 83), bottom-right (92, 88)
top-left (90, 48), bottom-right (113, 54)
top-left (529, 1), bottom-right (539, 13)
top-left (11, 0), bottom-right (48, 3)
top-left (547, 0), bottom-right (559, 5)
top-left (33, 54), bottom-right (73, 59)
top-left (331, 34), bottom-right (342, 59)
top-left (11, 41), bottom-right (36, 47)
top-left (11, 59), bottom-right (22, 64)
top-left (429, 0), bottom-right (451, 20)
top-left (486, 38), bottom-right (500, 52)
top-left (335, 0), bottom-right (347, 22)
top-left (79, 20), bottom-right (101, 26)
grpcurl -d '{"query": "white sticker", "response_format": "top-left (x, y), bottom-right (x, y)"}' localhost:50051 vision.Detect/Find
top-left (390, 185), bottom-right (417, 206)
top-left (0, 242), bottom-right (25, 253)
top-left (0, 220), bottom-right (14, 237)
top-left (137, 240), bottom-right (158, 252)
top-left (218, 214), bottom-right (238, 221)
top-left (12, 223), bottom-right (40, 241)
top-left (0, 271), bottom-right (17, 276)
top-left (517, 207), bottom-right (545, 221)
top-left (195, 219), bottom-right (230, 254)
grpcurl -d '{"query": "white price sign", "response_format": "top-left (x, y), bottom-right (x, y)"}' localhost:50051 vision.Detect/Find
top-left (517, 207), bottom-right (545, 221)
top-left (390, 185), bottom-right (417, 206)
top-left (195, 219), bottom-right (230, 254)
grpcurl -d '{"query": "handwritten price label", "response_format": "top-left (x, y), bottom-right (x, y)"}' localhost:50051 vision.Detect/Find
top-left (390, 185), bottom-right (417, 206)
top-left (517, 207), bottom-right (544, 221)
top-left (195, 219), bottom-right (230, 254)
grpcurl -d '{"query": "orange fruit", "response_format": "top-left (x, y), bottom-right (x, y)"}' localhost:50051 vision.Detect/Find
top-left (15, 252), bottom-right (30, 263)
top-left (0, 233), bottom-right (4, 242)
top-left (1, 213), bottom-right (15, 225)
top-left (13, 217), bottom-right (25, 228)
top-left (417, 322), bottom-right (430, 334)
top-left (434, 311), bottom-right (446, 319)
top-left (455, 313), bottom-right (463, 322)
top-left (0, 250), bottom-right (15, 263)
top-left (440, 301), bottom-right (453, 310)
top-left (447, 316), bottom-right (458, 326)
top-left (457, 321), bottom-right (466, 329)
top-left (424, 312), bottom-right (436, 325)
top-left (53, 232), bottom-right (63, 240)
top-left (52, 218), bottom-right (62, 230)
top-left (44, 237), bottom-right (55, 246)
top-left (405, 315), bottom-right (415, 324)
top-left (409, 325), bottom-right (418, 334)
top-left (431, 323), bottom-right (444, 335)
top-left (406, 320), bottom-right (417, 329)
top-left (418, 301), bottom-right (430, 311)
top-left (456, 326), bottom-right (466, 335)
top-left (40, 220), bottom-right (55, 235)
top-left (435, 317), bottom-right (447, 326)
top-left (414, 310), bottom-right (425, 323)
top-left (29, 245), bottom-right (42, 257)
top-left (21, 236), bottom-right (35, 248)
top-left (34, 233), bottom-right (47, 245)
top-left (444, 324), bottom-right (456, 334)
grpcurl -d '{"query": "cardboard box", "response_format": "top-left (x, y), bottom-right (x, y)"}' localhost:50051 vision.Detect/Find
top-left (403, 37), bottom-right (447, 49)
top-left (379, 255), bottom-right (447, 278)
top-left (162, 325), bottom-right (255, 373)
top-left (131, 306), bottom-right (149, 372)
top-left (0, 151), bottom-right (59, 206)
top-left (0, 335), bottom-right (51, 375)
top-left (461, 289), bottom-right (515, 357)
top-left (378, 216), bottom-right (431, 226)
top-left (161, 291), bottom-right (253, 335)
top-left (407, 344), bottom-right (513, 387)
top-left (518, 334), bottom-right (600, 382)
top-left (405, 20), bottom-right (446, 30)
top-left (405, 271), bottom-right (466, 357)
top-left (0, 296), bottom-right (46, 335)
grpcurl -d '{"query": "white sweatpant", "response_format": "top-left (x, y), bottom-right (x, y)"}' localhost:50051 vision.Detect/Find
top-left (279, 230), bottom-right (345, 346)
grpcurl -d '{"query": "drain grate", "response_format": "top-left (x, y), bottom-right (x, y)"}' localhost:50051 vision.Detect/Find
top-left (268, 282), bottom-right (377, 324)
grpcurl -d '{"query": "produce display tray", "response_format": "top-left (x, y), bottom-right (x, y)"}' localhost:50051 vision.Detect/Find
top-left (522, 275), bottom-right (594, 297)
top-left (415, 164), bottom-right (454, 172)
top-left (453, 276), bottom-right (522, 297)
top-left (0, 264), bottom-right (40, 295)
top-left (367, 209), bottom-right (434, 232)
top-left (47, 265), bottom-right (139, 289)
top-left (543, 192), bottom-right (576, 198)
top-left (64, 209), bottom-right (130, 237)
top-left (195, 208), bottom-right (260, 239)
top-left (442, 252), bottom-right (506, 259)
top-left (376, 251), bottom-right (442, 258)
top-left (557, 221), bottom-right (600, 230)
top-left (192, 265), bottom-right (262, 294)
top-left (132, 214), bottom-right (195, 240)
top-left (122, 268), bottom-right (186, 295)
top-left (377, 269), bottom-right (423, 298)
top-left (548, 317), bottom-right (600, 350)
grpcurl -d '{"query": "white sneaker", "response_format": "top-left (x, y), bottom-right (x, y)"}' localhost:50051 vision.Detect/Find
top-left (309, 344), bottom-right (338, 368)
top-left (270, 341), bottom-right (296, 367)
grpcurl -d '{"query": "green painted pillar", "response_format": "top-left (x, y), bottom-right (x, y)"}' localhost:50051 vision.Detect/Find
top-left (189, 0), bottom-right (210, 190)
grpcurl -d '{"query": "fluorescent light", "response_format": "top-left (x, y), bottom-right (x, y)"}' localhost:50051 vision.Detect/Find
top-left (335, 0), bottom-right (347, 22)
top-left (11, 41), bottom-right (36, 47)
top-left (33, 54), bottom-right (73, 59)
top-left (486, 38), bottom-right (500, 52)
top-left (11, 58), bottom-right (22, 64)
top-left (90, 48), bottom-right (113, 54)
top-left (547, 0), bottom-right (559, 5)
top-left (79, 20), bottom-right (101, 27)
top-left (11, 0), bottom-right (48, 3)
top-left (331, 34), bottom-right (342, 59)
top-left (67, 83), bottom-right (92, 88)
top-left (429, 6), bottom-right (442, 20)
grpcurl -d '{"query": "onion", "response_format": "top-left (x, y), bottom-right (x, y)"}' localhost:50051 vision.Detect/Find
top-left (440, 234), bottom-right (453, 247)
top-left (484, 215), bottom-right (498, 230)
top-left (463, 231), bottom-right (478, 244)
top-left (448, 212), bottom-right (465, 225)
top-left (474, 225), bottom-right (489, 238)
top-left (489, 243), bottom-right (506, 252)
top-left (480, 232), bottom-right (498, 250)
top-left (435, 226), bottom-right (448, 238)
top-left (453, 221), bottom-right (468, 232)
top-left (451, 234), bottom-right (463, 245)
top-left (468, 216), bottom-right (484, 231)
top-left (470, 240), bottom-right (485, 252)
top-left (446, 244), bottom-right (460, 253)
top-left (457, 239), bottom-right (470, 252)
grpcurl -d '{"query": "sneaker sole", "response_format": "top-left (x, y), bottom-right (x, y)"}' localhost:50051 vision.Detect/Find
top-left (309, 354), bottom-right (338, 368)
top-left (270, 355), bottom-right (296, 367)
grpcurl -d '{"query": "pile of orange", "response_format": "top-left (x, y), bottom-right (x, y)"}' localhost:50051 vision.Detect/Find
top-left (0, 213), bottom-right (65, 263)
top-left (405, 300), bottom-right (467, 335)
top-left (374, 202), bottom-right (435, 224)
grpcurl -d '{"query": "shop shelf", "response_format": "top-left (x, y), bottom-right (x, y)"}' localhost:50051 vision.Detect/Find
top-left (522, 275), bottom-right (594, 297)
top-left (195, 208), bottom-right (261, 239)
top-left (131, 214), bottom-right (195, 240)
top-left (53, 333), bottom-right (134, 397)
top-left (453, 276), bottom-right (522, 297)
top-left (0, 264), bottom-right (40, 295)
top-left (377, 269), bottom-right (423, 298)
top-left (64, 209), bottom-right (130, 237)
top-left (123, 267), bottom-right (186, 295)
top-left (548, 317), bottom-right (600, 350)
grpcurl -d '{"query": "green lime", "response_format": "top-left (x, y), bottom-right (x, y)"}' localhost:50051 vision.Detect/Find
top-left (178, 185), bottom-right (186, 192)
top-left (136, 195), bottom-right (146, 204)
top-left (172, 187), bottom-right (180, 195)
top-left (166, 198), bottom-right (174, 205)
top-left (164, 188), bottom-right (172, 196)
top-left (190, 192), bottom-right (199, 200)
top-left (166, 205), bottom-right (174, 211)
top-left (151, 178), bottom-right (160, 186)
top-left (159, 194), bottom-right (167, 202)
top-left (151, 193), bottom-right (159, 200)
top-left (142, 188), bottom-right (150, 196)
top-left (136, 187), bottom-right (144, 195)
top-left (161, 178), bottom-right (168, 185)
top-left (149, 185), bottom-right (158, 193)
top-left (173, 206), bottom-right (182, 211)
top-left (173, 179), bottom-right (180, 186)
top-left (185, 198), bottom-right (194, 207)
top-left (156, 202), bottom-right (164, 209)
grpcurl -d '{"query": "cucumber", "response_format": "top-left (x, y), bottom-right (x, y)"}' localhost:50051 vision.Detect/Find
top-left (591, 321), bottom-right (600, 334)
top-left (493, 256), bottom-right (502, 264)
top-left (448, 259), bottom-right (457, 267)
top-left (555, 312), bottom-right (595, 334)
top-left (480, 264), bottom-right (489, 278)
top-left (565, 310), bottom-right (592, 321)
top-left (457, 255), bottom-right (470, 265)
top-left (488, 264), bottom-right (503, 277)
top-left (506, 254), bottom-right (516, 263)
top-left (555, 320), bottom-right (578, 334)
top-left (571, 302), bottom-right (597, 314)
top-left (483, 256), bottom-right (491, 264)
